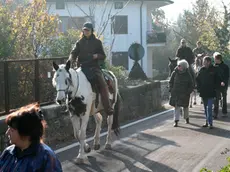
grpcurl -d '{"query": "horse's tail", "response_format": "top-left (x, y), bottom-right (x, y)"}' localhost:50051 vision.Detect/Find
top-left (107, 70), bottom-right (120, 136)
top-left (112, 92), bottom-right (121, 136)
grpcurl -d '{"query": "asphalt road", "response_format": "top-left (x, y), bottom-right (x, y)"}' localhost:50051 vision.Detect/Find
top-left (56, 96), bottom-right (230, 172)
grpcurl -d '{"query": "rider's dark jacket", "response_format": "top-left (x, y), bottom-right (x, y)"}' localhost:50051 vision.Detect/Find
top-left (193, 47), bottom-right (206, 57)
top-left (69, 34), bottom-right (105, 68)
top-left (176, 46), bottom-right (194, 65)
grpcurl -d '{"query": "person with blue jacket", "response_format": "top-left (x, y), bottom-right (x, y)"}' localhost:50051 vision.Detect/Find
top-left (0, 103), bottom-right (62, 171)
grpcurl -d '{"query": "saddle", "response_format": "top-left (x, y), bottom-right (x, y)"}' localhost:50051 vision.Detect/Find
top-left (81, 67), bottom-right (115, 108)
top-left (102, 69), bottom-right (115, 94)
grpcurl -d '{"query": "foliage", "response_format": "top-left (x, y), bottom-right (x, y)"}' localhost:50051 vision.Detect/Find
top-left (0, 3), bottom-right (14, 59)
top-left (151, 8), bottom-right (167, 32)
top-left (213, 3), bottom-right (230, 56)
top-left (175, 0), bottom-right (219, 51)
top-left (200, 157), bottom-right (230, 172)
top-left (41, 29), bottom-right (81, 57)
top-left (104, 60), bottom-right (128, 80)
top-left (12, 0), bottom-right (59, 58)
top-left (0, 0), bottom-right (59, 59)
top-left (174, 0), bottom-right (230, 56)
top-left (150, 9), bottom-right (180, 72)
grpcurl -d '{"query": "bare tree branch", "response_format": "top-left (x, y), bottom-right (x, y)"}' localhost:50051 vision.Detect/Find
top-left (74, 0), bottom-right (90, 17)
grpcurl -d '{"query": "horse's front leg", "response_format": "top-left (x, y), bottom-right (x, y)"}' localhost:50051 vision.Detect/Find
top-left (93, 112), bottom-right (102, 150)
top-left (105, 114), bottom-right (113, 150)
top-left (76, 111), bottom-right (90, 164)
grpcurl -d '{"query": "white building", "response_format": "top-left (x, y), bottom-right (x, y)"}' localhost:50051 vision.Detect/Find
top-left (46, 0), bottom-right (173, 78)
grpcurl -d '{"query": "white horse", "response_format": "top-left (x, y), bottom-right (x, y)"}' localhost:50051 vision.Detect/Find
top-left (189, 54), bottom-right (203, 108)
top-left (52, 60), bottom-right (120, 164)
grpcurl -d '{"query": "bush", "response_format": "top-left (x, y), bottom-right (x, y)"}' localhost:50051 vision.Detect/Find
top-left (200, 157), bottom-right (230, 172)
top-left (40, 29), bottom-right (81, 57)
top-left (104, 60), bottom-right (128, 86)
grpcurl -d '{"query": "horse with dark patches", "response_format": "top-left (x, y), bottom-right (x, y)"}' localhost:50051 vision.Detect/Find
top-left (68, 96), bottom-right (86, 117)
top-left (52, 60), bottom-right (120, 164)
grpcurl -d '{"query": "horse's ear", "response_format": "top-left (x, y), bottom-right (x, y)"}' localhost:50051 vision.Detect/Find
top-left (168, 57), bottom-right (172, 62)
top-left (65, 60), bottom-right (71, 71)
top-left (53, 61), bottom-right (59, 71)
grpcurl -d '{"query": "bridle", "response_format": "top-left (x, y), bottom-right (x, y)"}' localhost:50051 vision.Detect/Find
top-left (56, 69), bottom-right (80, 101)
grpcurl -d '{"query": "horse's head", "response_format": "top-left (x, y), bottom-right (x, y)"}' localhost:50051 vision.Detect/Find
top-left (168, 57), bottom-right (178, 76)
top-left (52, 60), bottom-right (73, 105)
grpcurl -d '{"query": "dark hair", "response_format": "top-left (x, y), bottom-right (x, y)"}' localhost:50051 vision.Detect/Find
top-left (81, 28), bottom-right (94, 38)
top-left (215, 54), bottom-right (222, 61)
top-left (203, 56), bottom-right (212, 63)
top-left (5, 103), bottom-right (47, 143)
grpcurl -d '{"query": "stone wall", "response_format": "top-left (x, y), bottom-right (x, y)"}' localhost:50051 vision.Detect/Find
top-left (160, 80), bottom-right (170, 103)
top-left (0, 80), bottom-right (169, 149)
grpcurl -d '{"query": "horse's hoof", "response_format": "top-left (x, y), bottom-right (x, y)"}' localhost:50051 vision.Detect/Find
top-left (94, 144), bottom-right (100, 150)
top-left (84, 146), bottom-right (91, 153)
top-left (193, 102), bottom-right (197, 105)
top-left (105, 144), bottom-right (112, 150)
top-left (76, 158), bottom-right (84, 164)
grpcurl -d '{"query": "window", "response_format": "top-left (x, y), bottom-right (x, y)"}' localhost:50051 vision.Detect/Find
top-left (114, 2), bottom-right (123, 9)
top-left (112, 52), bottom-right (128, 70)
top-left (58, 16), bottom-right (93, 32)
top-left (111, 16), bottom-right (128, 34)
top-left (68, 17), bottom-right (92, 30)
top-left (56, 0), bottom-right (65, 9)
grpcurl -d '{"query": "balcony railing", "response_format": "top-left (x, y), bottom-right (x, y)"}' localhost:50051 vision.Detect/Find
top-left (146, 31), bottom-right (166, 44)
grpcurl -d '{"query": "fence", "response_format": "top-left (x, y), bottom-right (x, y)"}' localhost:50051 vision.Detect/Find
top-left (0, 57), bottom-right (68, 115)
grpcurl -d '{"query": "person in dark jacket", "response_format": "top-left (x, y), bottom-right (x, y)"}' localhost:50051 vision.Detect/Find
top-left (0, 103), bottom-right (62, 171)
top-left (176, 39), bottom-right (194, 65)
top-left (169, 59), bottom-right (194, 127)
top-left (196, 56), bottom-right (225, 129)
top-left (213, 52), bottom-right (229, 118)
top-left (68, 22), bottom-right (113, 116)
top-left (193, 41), bottom-right (206, 58)
top-left (176, 39), bottom-right (195, 83)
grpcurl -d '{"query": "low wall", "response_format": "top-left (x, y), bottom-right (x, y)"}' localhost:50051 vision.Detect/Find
top-left (160, 80), bottom-right (170, 103)
top-left (0, 80), bottom-right (169, 151)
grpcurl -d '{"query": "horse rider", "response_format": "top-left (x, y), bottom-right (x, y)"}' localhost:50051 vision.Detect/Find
top-left (193, 41), bottom-right (206, 58)
top-left (176, 39), bottom-right (195, 83)
top-left (193, 41), bottom-right (206, 66)
top-left (68, 22), bottom-right (113, 116)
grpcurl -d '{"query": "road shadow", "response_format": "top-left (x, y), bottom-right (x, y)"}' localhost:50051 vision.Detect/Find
top-left (100, 132), bottom-right (178, 172)
top-left (74, 132), bottom-right (178, 172)
top-left (70, 156), bottom-right (105, 172)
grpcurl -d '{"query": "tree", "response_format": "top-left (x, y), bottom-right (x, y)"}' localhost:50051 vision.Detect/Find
top-left (213, 2), bottom-right (230, 58)
top-left (43, 29), bottom-right (81, 57)
top-left (0, 3), bottom-right (14, 59)
top-left (150, 9), bottom-right (180, 73)
top-left (10, 0), bottom-right (59, 59)
top-left (172, 0), bottom-right (220, 53)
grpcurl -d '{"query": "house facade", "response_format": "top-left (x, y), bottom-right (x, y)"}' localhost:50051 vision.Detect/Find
top-left (46, 0), bottom-right (173, 78)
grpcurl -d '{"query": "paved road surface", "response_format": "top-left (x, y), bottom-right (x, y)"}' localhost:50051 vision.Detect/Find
top-left (56, 92), bottom-right (230, 172)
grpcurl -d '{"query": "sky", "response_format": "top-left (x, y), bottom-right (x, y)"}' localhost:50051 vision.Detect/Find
top-left (161, 0), bottom-right (230, 22)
